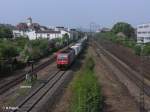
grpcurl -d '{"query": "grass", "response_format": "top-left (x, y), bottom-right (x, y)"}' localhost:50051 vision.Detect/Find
top-left (70, 57), bottom-right (102, 112)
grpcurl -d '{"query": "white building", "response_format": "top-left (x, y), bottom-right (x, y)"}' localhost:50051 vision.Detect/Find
top-left (36, 30), bottom-right (61, 39)
top-left (13, 30), bottom-right (27, 38)
top-left (13, 28), bottom-right (73, 40)
top-left (13, 18), bottom-right (74, 40)
top-left (26, 31), bottom-right (37, 40)
top-left (137, 23), bottom-right (150, 43)
top-left (27, 17), bottom-right (32, 27)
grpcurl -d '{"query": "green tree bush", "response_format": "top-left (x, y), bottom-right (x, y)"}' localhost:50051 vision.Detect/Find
top-left (134, 45), bottom-right (141, 56)
top-left (63, 33), bottom-right (70, 46)
top-left (112, 22), bottom-right (135, 38)
top-left (0, 26), bottom-right (13, 38)
top-left (71, 57), bottom-right (102, 112)
top-left (19, 39), bottom-right (50, 62)
top-left (143, 44), bottom-right (150, 55)
top-left (0, 42), bottom-right (18, 59)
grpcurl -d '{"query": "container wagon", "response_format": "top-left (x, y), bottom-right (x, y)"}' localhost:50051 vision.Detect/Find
top-left (71, 45), bottom-right (80, 56)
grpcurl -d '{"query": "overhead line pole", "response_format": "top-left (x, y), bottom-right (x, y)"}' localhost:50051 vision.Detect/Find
top-left (139, 43), bottom-right (146, 112)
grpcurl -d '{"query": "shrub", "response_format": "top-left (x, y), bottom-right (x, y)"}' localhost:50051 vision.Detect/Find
top-left (111, 22), bottom-right (135, 38)
top-left (0, 26), bottom-right (13, 38)
top-left (143, 45), bottom-right (150, 56)
top-left (0, 43), bottom-right (18, 59)
top-left (134, 45), bottom-right (141, 56)
top-left (19, 39), bottom-right (50, 62)
top-left (71, 57), bottom-right (102, 112)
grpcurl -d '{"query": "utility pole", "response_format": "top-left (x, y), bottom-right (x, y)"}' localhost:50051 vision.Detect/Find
top-left (90, 22), bottom-right (97, 38)
top-left (27, 60), bottom-right (35, 82)
top-left (139, 44), bottom-right (145, 112)
top-left (29, 60), bottom-right (34, 73)
top-left (90, 22), bottom-right (93, 38)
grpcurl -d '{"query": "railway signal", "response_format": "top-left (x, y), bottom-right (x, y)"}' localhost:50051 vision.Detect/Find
top-left (26, 60), bottom-right (37, 83)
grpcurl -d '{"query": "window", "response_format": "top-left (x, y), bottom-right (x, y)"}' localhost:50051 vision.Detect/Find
top-left (142, 32), bottom-right (147, 34)
top-left (145, 37), bottom-right (150, 40)
top-left (144, 25), bottom-right (149, 28)
top-left (139, 26), bottom-right (143, 28)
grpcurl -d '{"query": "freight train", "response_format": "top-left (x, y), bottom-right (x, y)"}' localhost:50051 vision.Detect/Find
top-left (56, 36), bottom-right (87, 69)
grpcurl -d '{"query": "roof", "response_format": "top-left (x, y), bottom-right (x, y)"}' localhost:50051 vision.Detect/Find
top-left (56, 26), bottom-right (65, 28)
top-left (36, 30), bottom-right (61, 34)
top-left (70, 29), bottom-right (76, 31)
top-left (137, 23), bottom-right (150, 28)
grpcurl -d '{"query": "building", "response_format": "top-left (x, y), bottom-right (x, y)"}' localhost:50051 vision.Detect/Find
top-left (96, 27), bottom-right (111, 33)
top-left (27, 17), bottom-right (32, 27)
top-left (101, 27), bottom-right (111, 32)
top-left (137, 23), bottom-right (150, 43)
top-left (70, 29), bottom-right (79, 40)
top-left (13, 18), bottom-right (75, 40)
top-left (96, 29), bottom-right (101, 33)
top-left (36, 30), bottom-right (63, 40)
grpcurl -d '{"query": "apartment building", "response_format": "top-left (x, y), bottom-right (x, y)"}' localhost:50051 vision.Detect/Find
top-left (137, 23), bottom-right (150, 43)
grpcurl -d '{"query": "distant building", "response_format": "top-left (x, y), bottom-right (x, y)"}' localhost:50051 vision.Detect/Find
top-left (96, 29), bottom-right (101, 33)
top-left (35, 30), bottom-right (72, 40)
top-left (36, 30), bottom-right (61, 39)
top-left (27, 17), bottom-right (32, 27)
top-left (13, 18), bottom-right (76, 40)
top-left (70, 29), bottom-right (79, 40)
top-left (137, 23), bottom-right (150, 43)
top-left (0, 24), bottom-right (15, 29)
top-left (96, 27), bottom-right (111, 33)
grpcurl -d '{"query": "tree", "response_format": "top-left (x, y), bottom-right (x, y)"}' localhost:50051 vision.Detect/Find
top-left (19, 39), bottom-right (50, 62)
top-left (0, 42), bottom-right (18, 59)
top-left (63, 33), bottom-right (69, 46)
top-left (111, 22), bottom-right (135, 38)
top-left (0, 26), bottom-right (13, 38)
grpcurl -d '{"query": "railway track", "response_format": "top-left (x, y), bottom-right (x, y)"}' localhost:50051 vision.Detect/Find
top-left (0, 53), bottom-right (56, 95)
top-left (92, 40), bottom-right (150, 97)
top-left (98, 38), bottom-right (150, 81)
top-left (9, 70), bottom-right (69, 112)
top-left (0, 42), bottom-right (74, 95)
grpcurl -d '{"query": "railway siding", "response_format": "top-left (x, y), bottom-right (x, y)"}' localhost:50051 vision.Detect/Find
top-left (92, 40), bottom-right (150, 111)
top-left (98, 38), bottom-right (150, 81)
top-left (14, 71), bottom-right (63, 112)
top-left (9, 67), bottom-right (74, 112)
top-left (95, 42), bottom-right (150, 95)
top-left (0, 43), bottom-right (74, 95)
top-left (32, 70), bottom-right (73, 112)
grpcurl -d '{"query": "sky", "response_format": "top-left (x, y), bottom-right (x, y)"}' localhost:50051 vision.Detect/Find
top-left (0, 0), bottom-right (150, 28)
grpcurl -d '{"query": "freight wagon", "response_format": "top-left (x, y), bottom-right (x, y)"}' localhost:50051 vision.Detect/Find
top-left (56, 36), bottom-right (87, 70)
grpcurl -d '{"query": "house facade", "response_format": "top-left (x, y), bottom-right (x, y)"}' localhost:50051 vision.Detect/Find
top-left (36, 30), bottom-right (61, 39)
top-left (13, 28), bottom-right (73, 40)
top-left (13, 18), bottom-right (74, 40)
top-left (137, 23), bottom-right (150, 43)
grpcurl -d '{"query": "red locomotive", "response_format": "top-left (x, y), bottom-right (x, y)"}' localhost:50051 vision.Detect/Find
top-left (56, 36), bottom-right (87, 70)
top-left (56, 48), bottom-right (75, 69)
